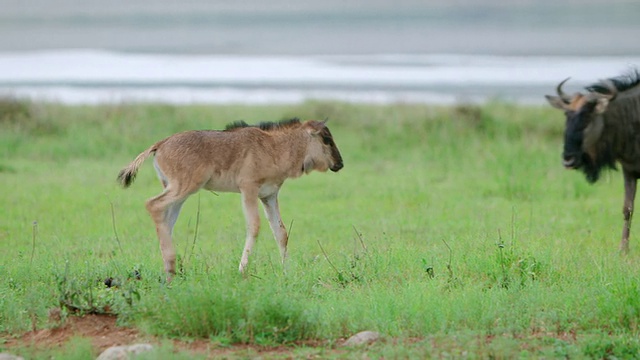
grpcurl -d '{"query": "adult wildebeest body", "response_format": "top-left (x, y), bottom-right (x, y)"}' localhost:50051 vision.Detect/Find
top-left (117, 119), bottom-right (343, 279)
top-left (546, 70), bottom-right (640, 252)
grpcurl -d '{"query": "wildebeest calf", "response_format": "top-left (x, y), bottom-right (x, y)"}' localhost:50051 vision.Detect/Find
top-left (546, 70), bottom-right (640, 252)
top-left (117, 118), bottom-right (343, 279)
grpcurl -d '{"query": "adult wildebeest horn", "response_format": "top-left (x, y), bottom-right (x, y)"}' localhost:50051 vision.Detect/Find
top-left (595, 79), bottom-right (618, 101)
top-left (556, 77), bottom-right (572, 104)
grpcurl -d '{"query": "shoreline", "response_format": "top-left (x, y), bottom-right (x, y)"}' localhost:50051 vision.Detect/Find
top-left (1, 51), bottom-right (638, 105)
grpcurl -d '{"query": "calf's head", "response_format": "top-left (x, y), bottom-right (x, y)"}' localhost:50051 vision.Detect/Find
top-left (302, 120), bottom-right (344, 173)
top-left (545, 78), bottom-right (617, 183)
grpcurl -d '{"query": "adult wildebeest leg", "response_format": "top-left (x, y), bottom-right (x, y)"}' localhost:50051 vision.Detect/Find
top-left (146, 188), bottom-right (190, 279)
top-left (621, 170), bottom-right (638, 253)
top-left (261, 193), bottom-right (289, 269)
top-left (239, 187), bottom-right (260, 273)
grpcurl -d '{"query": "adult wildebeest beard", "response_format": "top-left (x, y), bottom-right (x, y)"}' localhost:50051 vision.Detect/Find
top-left (562, 107), bottom-right (617, 183)
top-left (578, 149), bottom-right (616, 184)
top-left (546, 69), bottom-right (640, 253)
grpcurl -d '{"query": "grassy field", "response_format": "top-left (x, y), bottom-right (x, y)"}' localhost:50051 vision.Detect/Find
top-left (2, 100), bottom-right (640, 358)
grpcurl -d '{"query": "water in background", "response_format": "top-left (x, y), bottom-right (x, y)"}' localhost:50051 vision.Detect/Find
top-left (1, 0), bottom-right (639, 105)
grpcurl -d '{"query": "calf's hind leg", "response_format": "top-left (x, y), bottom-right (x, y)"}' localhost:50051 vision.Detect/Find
top-left (146, 187), bottom-right (191, 279)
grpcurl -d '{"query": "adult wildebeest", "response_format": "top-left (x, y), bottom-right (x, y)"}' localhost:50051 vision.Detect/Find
top-left (546, 70), bottom-right (640, 252)
top-left (117, 118), bottom-right (343, 279)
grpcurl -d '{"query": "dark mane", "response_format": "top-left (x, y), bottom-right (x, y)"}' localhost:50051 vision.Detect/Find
top-left (586, 68), bottom-right (640, 95)
top-left (225, 118), bottom-right (301, 132)
top-left (225, 120), bottom-right (250, 130)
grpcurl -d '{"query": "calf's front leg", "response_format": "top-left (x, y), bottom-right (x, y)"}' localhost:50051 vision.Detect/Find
top-left (621, 170), bottom-right (637, 253)
top-left (261, 192), bottom-right (289, 269)
top-left (239, 187), bottom-right (260, 273)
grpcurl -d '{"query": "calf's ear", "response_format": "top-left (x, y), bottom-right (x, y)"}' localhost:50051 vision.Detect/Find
top-left (304, 124), bottom-right (322, 136)
top-left (545, 95), bottom-right (567, 110)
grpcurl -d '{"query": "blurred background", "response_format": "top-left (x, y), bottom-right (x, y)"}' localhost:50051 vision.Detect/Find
top-left (1, 0), bottom-right (639, 104)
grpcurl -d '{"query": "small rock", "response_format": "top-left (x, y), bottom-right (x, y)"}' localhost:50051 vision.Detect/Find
top-left (96, 343), bottom-right (153, 360)
top-left (342, 331), bottom-right (382, 346)
top-left (0, 354), bottom-right (25, 360)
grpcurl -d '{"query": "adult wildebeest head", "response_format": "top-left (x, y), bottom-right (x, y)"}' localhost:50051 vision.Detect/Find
top-left (545, 77), bottom-right (618, 183)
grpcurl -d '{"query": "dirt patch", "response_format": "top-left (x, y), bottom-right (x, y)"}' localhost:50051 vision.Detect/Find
top-left (3, 314), bottom-right (340, 358)
top-left (4, 314), bottom-right (144, 352)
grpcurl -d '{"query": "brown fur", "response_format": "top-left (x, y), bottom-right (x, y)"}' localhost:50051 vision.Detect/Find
top-left (117, 119), bottom-right (343, 278)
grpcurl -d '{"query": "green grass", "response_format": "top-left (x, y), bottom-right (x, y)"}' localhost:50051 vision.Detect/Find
top-left (2, 99), bottom-right (640, 358)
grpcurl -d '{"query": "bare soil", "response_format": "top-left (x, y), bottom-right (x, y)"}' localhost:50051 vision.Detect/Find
top-left (3, 314), bottom-right (339, 358)
top-left (4, 315), bottom-right (141, 352)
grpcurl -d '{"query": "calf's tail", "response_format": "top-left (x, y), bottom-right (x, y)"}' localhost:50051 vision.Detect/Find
top-left (117, 140), bottom-right (165, 188)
